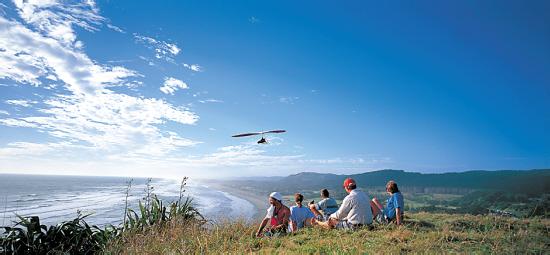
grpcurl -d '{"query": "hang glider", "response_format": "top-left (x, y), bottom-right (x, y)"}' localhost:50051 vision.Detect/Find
top-left (232, 130), bottom-right (286, 144)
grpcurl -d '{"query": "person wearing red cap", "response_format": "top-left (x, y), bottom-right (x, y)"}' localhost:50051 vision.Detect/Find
top-left (314, 178), bottom-right (373, 230)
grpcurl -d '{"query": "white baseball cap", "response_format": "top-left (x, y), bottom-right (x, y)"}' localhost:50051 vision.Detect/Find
top-left (269, 192), bottom-right (283, 202)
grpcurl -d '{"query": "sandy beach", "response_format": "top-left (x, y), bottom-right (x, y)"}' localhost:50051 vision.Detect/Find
top-left (206, 182), bottom-right (269, 221)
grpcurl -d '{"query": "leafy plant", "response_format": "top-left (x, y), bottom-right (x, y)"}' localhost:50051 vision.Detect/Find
top-left (1, 212), bottom-right (119, 254)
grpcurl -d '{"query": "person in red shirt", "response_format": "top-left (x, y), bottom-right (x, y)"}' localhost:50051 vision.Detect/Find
top-left (256, 192), bottom-right (290, 237)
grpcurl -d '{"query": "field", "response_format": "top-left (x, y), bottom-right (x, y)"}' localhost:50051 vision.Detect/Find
top-left (105, 212), bottom-right (549, 254)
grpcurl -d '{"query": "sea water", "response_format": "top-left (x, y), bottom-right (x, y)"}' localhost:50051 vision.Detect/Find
top-left (0, 174), bottom-right (255, 228)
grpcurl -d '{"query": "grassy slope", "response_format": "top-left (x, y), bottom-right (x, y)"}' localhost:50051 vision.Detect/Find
top-left (105, 212), bottom-right (549, 254)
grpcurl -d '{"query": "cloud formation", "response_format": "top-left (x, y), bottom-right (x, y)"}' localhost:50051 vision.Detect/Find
top-left (5, 99), bottom-right (37, 107)
top-left (160, 77), bottom-right (189, 95)
top-left (134, 34), bottom-right (180, 62)
top-left (0, 1), bottom-right (199, 159)
top-left (183, 63), bottom-right (202, 72)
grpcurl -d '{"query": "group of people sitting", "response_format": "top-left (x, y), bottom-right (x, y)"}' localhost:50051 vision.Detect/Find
top-left (255, 178), bottom-right (404, 237)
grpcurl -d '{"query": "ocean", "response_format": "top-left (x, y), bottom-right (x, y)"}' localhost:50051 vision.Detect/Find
top-left (0, 174), bottom-right (255, 228)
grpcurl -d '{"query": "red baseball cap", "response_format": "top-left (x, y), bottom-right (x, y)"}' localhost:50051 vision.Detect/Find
top-left (343, 178), bottom-right (356, 189)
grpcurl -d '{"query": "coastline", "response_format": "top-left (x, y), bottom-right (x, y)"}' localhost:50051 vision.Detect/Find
top-left (205, 182), bottom-right (267, 221)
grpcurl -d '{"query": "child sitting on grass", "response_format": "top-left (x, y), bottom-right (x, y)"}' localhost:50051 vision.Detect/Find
top-left (371, 180), bottom-right (404, 225)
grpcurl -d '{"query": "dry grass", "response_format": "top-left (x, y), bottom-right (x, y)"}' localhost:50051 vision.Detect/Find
top-left (105, 212), bottom-right (549, 254)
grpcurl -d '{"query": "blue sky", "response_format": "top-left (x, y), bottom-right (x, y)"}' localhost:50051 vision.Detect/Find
top-left (0, 0), bottom-right (548, 178)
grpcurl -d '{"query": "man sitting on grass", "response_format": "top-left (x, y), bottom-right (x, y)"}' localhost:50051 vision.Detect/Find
top-left (309, 188), bottom-right (339, 221)
top-left (371, 180), bottom-right (404, 225)
top-left (314, 178), bottom-right (372, 230)
top-left (256, 192), bottom-right (290, 237)
top-left (289, 193), bottom-right (315, 232)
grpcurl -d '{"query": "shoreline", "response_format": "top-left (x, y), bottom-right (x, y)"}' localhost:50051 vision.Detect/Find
top-left (206, 182), bottom-right (267, 221)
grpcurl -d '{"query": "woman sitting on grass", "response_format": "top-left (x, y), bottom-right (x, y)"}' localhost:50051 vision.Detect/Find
top-left (371, 180), bottom-right (404, 225)
top-left (256, 192), bottom-right (290, 237)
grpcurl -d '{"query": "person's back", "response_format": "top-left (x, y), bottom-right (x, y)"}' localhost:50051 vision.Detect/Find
top-left (385, 191), bottom-right (404, 220)
top-left (371, 180), bottom-right (405, 225)
top-left (342, 189), bottom-right (373, 225)
top-left (316, 178), bottom-right (373, 230)
top-left (290, 205), bottom-right (314, 230)
top-left (290, 193), bottom-right (314, 232)
top-left (317, 197), bottom-right (338, 216)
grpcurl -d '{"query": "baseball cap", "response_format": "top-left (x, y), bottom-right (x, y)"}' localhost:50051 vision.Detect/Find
top-left (269, 192), bottom-right (283, 202)
top-left (343, 178), bottom-right (356, 189)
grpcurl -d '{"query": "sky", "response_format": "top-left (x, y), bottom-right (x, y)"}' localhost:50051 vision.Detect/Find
top-left (0, 0), bottom-right (548, 178)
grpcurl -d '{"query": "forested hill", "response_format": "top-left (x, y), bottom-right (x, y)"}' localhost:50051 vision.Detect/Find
top-left (272, 169), bottom-right (550, 194)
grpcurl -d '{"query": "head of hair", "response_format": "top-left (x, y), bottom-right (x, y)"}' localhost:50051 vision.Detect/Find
top-left (386, 180), bottom-right (399, 193)
top-left (321, 189), bottom-right (329, 198)
top-left (294, 193), bottom-right (304, 203)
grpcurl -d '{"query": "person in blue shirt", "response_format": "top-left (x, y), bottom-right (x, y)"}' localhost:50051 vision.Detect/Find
top-left (309, 188), bottom-right (339, 221)
top-left (371, 180), bottom-right (404, 225)
top-left (289, 193), bottom-right (315, 232)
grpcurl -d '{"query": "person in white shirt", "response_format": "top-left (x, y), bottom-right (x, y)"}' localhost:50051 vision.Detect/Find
top-left (314, 178), bottom-right (373, 230)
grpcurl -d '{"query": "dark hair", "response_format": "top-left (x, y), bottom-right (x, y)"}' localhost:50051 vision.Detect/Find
top-left (386, 180), bottom-right (399, 193)
top-left (294, 193), bottom-right (304, 203)
top-left (348, 184), bottom-right (357, 190)
top-left (321, 189), bottom-right (329, 198)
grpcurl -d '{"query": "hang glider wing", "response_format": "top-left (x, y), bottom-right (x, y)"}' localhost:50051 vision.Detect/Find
top-left (261, 130), bottom-right (286, 134)
top-left (232, 130), bottom-right (286, 137)
top-left (232, 132), bottom-right (262, 137)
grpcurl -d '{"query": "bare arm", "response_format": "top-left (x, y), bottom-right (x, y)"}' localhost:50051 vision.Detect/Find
top-left (290, 220), bottom-right (296, 232)
top-left (309, 204), bottom-right (322, 217)
top-left (395, 207), bottom-right (402, 225)
top-left (256, 218), bottom-right (269, 237)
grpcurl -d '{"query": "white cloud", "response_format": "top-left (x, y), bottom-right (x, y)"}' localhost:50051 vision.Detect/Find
top-left (5, 99), bottom-right (37, 107)
top-left (0, 16), bottom-right (137, 94)
top-left (279, 96), bottom-right (299, 104)
top-left (5, 92), bottom-right (197, 150)
top-left (0, 118), bottom-right (38, 128)
top-left (0, 141), bottom-right (72, 157)
top-left (249, 16), bottom-right (260, 24)
top-left (134, 34), bottom-right (180, 61)
top-left (0, 2), bottom-right (200, 159)
top-left (198, 99), bottom-right (223, 104)
top-left (160, 77), bottom-right (188, 95)
top-left (0, 110), bottom-right (9, 115)
top-left (183, 63), bottom-right (202, 72)
top-left (106, 24), bottom-right (124, 33)
top-left (12, 0), bottom-right (104, 45)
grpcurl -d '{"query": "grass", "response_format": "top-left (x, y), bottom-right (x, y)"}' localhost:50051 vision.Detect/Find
top-left (105, 212), bottom-right (549, 254)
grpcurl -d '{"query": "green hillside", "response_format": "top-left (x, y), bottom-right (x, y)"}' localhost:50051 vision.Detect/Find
top-left (210, 169), bottom-right (550, 218)
top-left (274, 169), bottom-right (550, 194)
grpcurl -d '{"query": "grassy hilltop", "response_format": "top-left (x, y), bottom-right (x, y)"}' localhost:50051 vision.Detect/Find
top-left (106, 212), bottom-right (549, 254)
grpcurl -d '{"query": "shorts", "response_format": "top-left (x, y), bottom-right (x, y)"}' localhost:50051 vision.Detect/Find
top-left (375, 213), bottom-right (389, 224)
top-left (316, 214), bottom-right (331, 222)
top-left (335, 220), bottom-right (364, 231)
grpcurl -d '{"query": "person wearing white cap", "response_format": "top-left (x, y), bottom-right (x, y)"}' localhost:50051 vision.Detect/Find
top-left (255, 191), bottom-right (290, 237)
